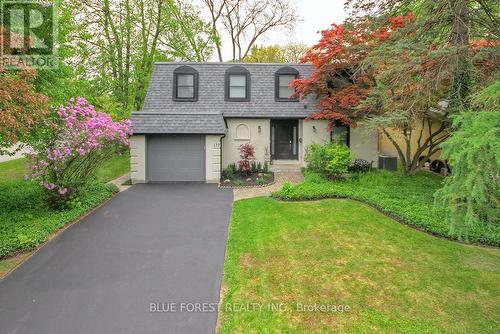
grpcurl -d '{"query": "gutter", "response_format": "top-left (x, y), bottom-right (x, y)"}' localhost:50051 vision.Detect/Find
top-left (219, 118), bottom-right (229, 180)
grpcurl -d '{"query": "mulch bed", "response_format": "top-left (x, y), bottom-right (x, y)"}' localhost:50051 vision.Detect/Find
top-left (220, 172), bottom-right (275, 188)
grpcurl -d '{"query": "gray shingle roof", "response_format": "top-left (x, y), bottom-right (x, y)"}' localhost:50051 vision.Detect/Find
top-left (142, 62), bottom-right (318, 117)
top-left (131, 112), bottom-right (226, 135)
top-left (133, 62), bottom-right (319, 134)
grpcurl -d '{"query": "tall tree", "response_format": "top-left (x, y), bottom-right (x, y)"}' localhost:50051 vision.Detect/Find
top-left (292, 9), bottom-right (498, 175)
top-left (33, 0), bottom-right (97, 107)
top-left (68, 0), bottom-right (215, 111)
top-left (202, 0), bottom-right (298, 61)
top-left (345, 0), bottom-right (499, 112)
top-left (435, 82), bottom-right (500, 242)
top-left (243, 44), bottom-right (309, 63)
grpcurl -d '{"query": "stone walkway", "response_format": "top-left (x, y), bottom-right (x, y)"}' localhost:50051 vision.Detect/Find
top-left (109, 172), bottom-right (132, 192)
top-left (232, 172), bottom-right (304, 201)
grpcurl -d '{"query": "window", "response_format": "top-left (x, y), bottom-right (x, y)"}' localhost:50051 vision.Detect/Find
top-left (229, 75), bottom-right (247, 99)
top-left (176, 74), bottom-right (195, 98)
top-left (275, 67), bottom-right (299, 101)
top-left (173, 66), bottom-right (198, 101)
top-left (331, 121), bottom-right (350, 146)
top-left (225, 66), bottom-right (250, 101)
top-left (277, 75), bottom-right (296, 99)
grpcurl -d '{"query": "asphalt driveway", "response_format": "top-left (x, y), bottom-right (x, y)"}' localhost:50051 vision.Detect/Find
top-left (0, 183), bottom-right (233, 334)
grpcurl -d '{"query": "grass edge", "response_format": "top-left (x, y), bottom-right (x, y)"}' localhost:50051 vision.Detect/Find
top-left (0, 190), bottom-right (120, 280)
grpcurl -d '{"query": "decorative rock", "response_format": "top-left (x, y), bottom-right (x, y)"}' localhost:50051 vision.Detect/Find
top-left (258, 173), bottom-right (263, 176)
top-left (246, 178), bottom-right (252, 182)
top-left (223, 179), bottom-right (231, 183)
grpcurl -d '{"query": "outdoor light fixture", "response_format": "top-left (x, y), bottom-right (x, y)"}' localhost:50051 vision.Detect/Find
top-left (312, 126), bottom-right (317, 133)
top-left (258, 125), bottom-right (262, 133)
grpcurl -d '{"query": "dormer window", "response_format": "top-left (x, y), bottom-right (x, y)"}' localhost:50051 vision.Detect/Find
top-left (173, 66), bottom-right (198, 101)
top-left (275, 67), bottom-right (299, 101)
top-left (225, 66), bottom-right (250, 101)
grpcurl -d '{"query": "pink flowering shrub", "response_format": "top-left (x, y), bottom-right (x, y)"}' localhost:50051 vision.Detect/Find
top-left (28, 97), bottom-right (132, 206)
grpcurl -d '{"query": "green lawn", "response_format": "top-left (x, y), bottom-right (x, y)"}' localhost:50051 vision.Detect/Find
top-left (0, 154), bottom-right (130, 275)
top-left (95, 153), bottom-right (131, 182)
top-left (0, 158), bottom-right (29, 181)
top-left (219, 198), bottom-right (500, 333)
top-left (0, 154), bottom-right (130, 184)
top-left (273, 169), bottom-right (499, 246)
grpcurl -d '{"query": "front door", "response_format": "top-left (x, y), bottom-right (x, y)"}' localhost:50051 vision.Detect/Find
top-left (271, 120), bottom-right (298, 160)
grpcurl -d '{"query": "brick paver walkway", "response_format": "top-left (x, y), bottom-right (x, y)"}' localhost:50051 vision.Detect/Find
top-left (232, 172), bottom-right (304, 201)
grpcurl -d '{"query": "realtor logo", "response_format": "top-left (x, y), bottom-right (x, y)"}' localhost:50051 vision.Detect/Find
top-left (1, 0), bottom-right (58, 68)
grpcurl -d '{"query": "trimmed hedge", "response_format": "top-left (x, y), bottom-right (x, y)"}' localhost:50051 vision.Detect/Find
top-left (0, 180), bottom-right (118, 258)
top-left (273, 169), bottom-right (500, 246)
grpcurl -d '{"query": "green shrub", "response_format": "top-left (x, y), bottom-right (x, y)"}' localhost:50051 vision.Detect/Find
top-left (280, 181), bottom-right (294, 196)
top-left (224, 164), bottom-right (236, 179)
top-left (256, 178), bottom-right (267, 186)
top-left (233, 180), bottom-right (243, 186)
top-left (305, 143), bottom-right (329, 172)
top-left (257, 162), bottom-right (263, 173)
top-left (251, 161), bottom-right (258, 173)
top-left (263, 161), bottom-right (269, 173)
top-left (305, 142), bottom-right (352, 177)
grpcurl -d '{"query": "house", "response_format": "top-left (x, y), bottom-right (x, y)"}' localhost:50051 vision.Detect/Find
top-left (130, 62), bottom-right (379, 183)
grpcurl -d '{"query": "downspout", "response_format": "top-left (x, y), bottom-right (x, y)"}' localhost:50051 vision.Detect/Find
top-left (219, 118), bottom-right (229, 179)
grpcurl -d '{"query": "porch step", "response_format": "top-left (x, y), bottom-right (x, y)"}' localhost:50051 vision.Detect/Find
top-left (270, 161), bottom-right (302, 173)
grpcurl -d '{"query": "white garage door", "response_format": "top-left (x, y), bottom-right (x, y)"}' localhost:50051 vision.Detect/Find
top-left (147, 135), bottom-right (205, 182)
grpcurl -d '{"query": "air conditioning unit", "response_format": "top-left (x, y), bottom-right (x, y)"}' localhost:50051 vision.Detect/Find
top-left (379, 155), bottom-right (397, 171)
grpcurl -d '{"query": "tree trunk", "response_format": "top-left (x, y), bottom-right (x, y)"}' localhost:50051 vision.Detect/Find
top-left (383, 120), bottom-right (449, 176)
top-left (448, 0), bottom-right (471, 112)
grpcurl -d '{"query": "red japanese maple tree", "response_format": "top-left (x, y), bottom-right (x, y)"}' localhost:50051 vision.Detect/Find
top-left (0, 68), bottom-right (49, 154)
top-left (238, 143), bottom-right (256, 175)
top-left (292, 9), bottom-right (497, 175)
top-left (292, 13), bottom-right (415, 127)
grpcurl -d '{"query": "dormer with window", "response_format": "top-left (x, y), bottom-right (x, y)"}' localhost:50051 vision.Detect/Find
top-left (225, 66), bottom-right (250, 102)
top-left (173, 65), bottom-right (198, 101)
top-left (275, 67), bottom-right (299, 101)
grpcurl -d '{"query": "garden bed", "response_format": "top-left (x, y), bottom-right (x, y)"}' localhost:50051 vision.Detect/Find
top-left (220, 172), bottom-right (274, 188)
top-left (0, 155), bottom-right (129, 265)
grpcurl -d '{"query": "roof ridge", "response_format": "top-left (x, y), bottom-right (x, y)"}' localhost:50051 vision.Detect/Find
top-left (154, 62), bottom-right (312, 66)
top-left (132, 112), bottom-right (223, 115)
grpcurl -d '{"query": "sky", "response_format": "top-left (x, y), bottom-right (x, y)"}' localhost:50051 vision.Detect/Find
top-left (194, 0), bottom-right (347, 61)
top-left (261, 0), bottom-right (347, 47)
